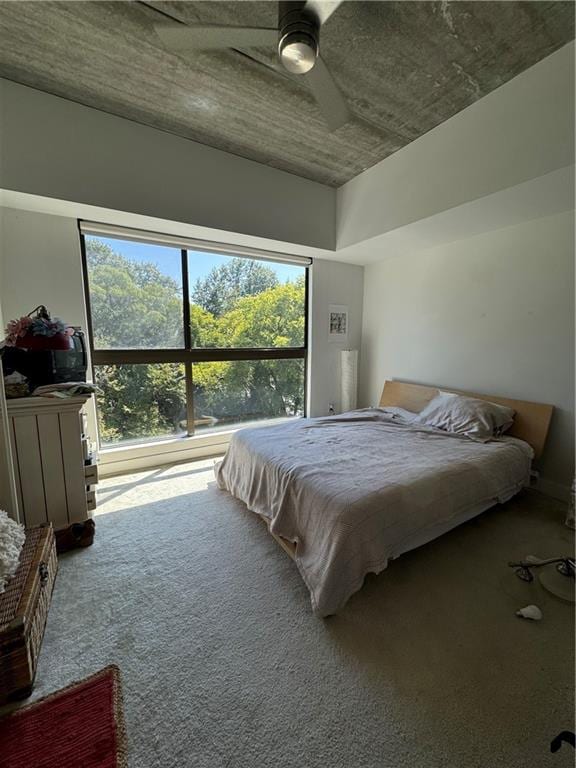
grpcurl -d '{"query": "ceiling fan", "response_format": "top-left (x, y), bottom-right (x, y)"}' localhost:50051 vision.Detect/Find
top-left (153, 1), bottom-right (350, 132)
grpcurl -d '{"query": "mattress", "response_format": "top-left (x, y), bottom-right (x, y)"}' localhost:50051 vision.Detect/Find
top-left (215, 408), bottom-right (533, 616)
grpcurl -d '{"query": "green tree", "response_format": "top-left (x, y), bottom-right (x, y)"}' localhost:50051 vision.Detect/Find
top-left (86, 238), bottom-right (187, 443)
top-left (189, 303), bottom-right (222, 348)
top-left (218, 278), bottom-right (305, 348)
top-left (193, 279), bottom-right (305, 421)
top-left (95, 363), bottom-right (186, 444)
top-left (86, 238), bottom-right (183, 348)
top-left (193, 359), bottom-right (304, 424)
top-left (191, 257), bottom-right (278, 317)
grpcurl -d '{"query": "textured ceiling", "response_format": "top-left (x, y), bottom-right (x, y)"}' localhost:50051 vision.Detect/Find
top-left (0, 1), bottom-right (574, 187)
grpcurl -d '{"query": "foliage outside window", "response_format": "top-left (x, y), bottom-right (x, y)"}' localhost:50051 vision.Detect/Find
top-left (83, 234), bottom-right (307, 446)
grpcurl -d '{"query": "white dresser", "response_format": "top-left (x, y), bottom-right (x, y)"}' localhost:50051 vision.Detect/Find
top-left (6, 395), bottom-right (98, 531)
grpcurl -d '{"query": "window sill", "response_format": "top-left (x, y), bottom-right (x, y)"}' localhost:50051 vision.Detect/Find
top-left (97, 417), bottom-right (297, 477)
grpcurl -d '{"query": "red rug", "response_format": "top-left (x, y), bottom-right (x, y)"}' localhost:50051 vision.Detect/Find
top-left (0, 665), bottom-right (127, 768)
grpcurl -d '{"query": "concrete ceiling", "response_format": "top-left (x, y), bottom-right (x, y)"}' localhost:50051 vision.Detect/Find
top-left (0, 1), bottom-right (574, 187)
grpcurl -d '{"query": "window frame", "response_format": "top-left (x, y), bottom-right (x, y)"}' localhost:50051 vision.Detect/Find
top-left (79, 232), bottom-right (309, 445)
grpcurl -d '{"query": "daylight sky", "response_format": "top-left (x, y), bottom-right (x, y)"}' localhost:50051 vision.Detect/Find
top-left (96, 237), bottom-right (303, 287)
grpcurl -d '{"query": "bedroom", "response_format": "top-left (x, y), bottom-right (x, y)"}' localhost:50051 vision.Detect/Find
top-left (0, 1), bottom-right (574, 766)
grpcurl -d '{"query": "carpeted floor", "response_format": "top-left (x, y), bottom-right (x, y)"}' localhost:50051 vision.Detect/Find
top-left (14, 461), bottom-right (576, 767)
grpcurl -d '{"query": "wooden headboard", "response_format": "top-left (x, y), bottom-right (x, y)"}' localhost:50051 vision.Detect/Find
top-left (379, 380), bottom-right (553, 459)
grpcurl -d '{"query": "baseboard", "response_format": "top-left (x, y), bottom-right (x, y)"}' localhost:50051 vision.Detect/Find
top-left (537, 477), bottom-right (571, 503)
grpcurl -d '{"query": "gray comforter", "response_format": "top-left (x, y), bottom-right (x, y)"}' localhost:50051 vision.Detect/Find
top-left (215, 409), bottom-right (532, 616)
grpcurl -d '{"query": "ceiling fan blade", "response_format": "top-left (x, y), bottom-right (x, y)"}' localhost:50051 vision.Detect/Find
top-left (304, 56), bottom-right (350, 131)
top-left (303, 0), bottom-right (344, 26)
top-left (154, 24), bottom-right (278, 51)
top-left (236, 48), bottom-right (292, 79)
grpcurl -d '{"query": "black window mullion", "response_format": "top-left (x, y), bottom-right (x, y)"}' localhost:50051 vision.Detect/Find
top-left (91, 347), bottom-right (306, 365)
top-left (79, 232), bottom-right (97, 383)
top-left (181, 249), bottom-right (195, 435)
top-left (303, 266), bottom-right (310, 417)
top-left (184, 361), bottom-right (195, 437)
top-left (181, 249), bottom-right (192, 350)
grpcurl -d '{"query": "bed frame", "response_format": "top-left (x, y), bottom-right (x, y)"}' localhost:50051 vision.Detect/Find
top-left (263, 380), bottom-right (553, 561)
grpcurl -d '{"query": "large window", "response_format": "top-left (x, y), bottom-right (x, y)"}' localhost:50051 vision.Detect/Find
top-left (81, 226), bottom-right (308, 447)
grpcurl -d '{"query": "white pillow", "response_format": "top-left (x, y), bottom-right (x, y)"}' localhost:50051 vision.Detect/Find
top-left (415, 392), bottom-right (515, 442)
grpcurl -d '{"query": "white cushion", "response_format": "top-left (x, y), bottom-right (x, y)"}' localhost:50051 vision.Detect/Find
top-left (415, 392), bottom-right (515, 442)
top-left (0, 510), bottom-right (26, 594)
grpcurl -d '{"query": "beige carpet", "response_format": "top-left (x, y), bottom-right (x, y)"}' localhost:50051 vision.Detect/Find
top-left (26, 461), bottom-right (576, 766)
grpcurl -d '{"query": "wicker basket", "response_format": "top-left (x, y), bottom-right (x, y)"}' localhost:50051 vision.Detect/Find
top-left (0, 524), bottom-right (58, 703)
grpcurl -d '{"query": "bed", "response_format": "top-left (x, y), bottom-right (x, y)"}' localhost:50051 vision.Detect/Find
top-left (215, 380), bottom-right (553, 616)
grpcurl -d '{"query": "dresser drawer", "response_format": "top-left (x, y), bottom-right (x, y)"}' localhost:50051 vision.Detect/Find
top-left (86, 489), bottom-right (97, 511)
top-left (84, 461), bottom-right (99, 485)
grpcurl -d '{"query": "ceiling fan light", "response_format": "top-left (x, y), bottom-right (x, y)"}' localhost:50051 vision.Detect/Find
top-left (279, 32), bottom-right (318, 74)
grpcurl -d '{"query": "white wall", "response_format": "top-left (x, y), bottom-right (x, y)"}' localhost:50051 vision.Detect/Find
top-left (336, 166), bottom-right (575, 266)
top-left (0, 208), bottom-right (19, 519)
top-left (337, 42), bottom-right (575, 250)
top-left (0, 209), bottom-right (88, 332)
top-left (360, 211), bottom-right (575, 497)
top-left (0, 79), bottom-right (335, 251)
top-left (308, 258), bottom-right (364, 417)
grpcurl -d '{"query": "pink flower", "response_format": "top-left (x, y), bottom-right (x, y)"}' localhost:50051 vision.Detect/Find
top-left (4, 316), bottom-right (33, 346)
